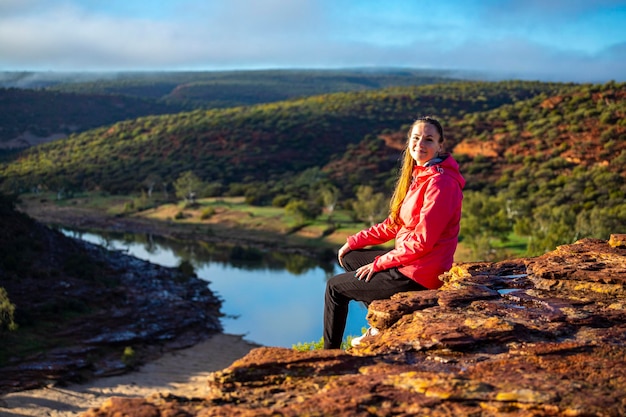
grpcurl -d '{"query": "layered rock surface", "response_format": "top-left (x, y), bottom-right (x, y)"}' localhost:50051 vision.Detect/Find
top-left (0, 236), bottom-right (223, 393)
top-left (83, 236), bottom-right (626, 416)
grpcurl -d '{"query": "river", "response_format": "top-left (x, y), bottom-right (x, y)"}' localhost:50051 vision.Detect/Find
top-left (61, 229), bottom-right (368, 348)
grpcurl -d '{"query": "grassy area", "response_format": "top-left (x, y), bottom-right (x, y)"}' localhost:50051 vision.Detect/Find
top-left (139, 196), bottom-right (368, 248)
top-left (18, 192), bottom-right (370, 251)
top-left (292, 335), bottom-right (359, 351)
top-left (33, 191), bottom-right (129, 211)
top-left (19, 192), bottom-right (491, 261)
top-left (494, 233), bottom-right (529, 256)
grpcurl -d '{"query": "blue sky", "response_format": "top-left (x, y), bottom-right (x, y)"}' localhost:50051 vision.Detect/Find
top-left (0, 0), bottom-right (625, 82)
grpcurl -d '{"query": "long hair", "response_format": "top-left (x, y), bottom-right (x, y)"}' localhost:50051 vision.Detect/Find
top-left (388, 116), bottom-right (444, 226)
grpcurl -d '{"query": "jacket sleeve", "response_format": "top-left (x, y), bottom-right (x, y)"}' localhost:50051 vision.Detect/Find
top-left (347, 216), bottom-right (397, 249)
top-left (372, 176), bottom-right (460, 271)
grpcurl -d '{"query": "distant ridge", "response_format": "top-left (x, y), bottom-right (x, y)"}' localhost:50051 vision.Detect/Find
top-left (0, 68), bottom-right (462, 91)
top-left (0, 68), bottom-right (462, 147)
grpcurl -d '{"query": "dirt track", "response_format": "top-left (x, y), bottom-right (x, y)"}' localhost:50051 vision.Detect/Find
top-left (0, 333), bottom-right (258, 417)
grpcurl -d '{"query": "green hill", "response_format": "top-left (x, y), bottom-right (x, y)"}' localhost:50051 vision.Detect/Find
top-left (448, 81), bottom-right (626, 256)
top-left (41, 69), bottom-right (463, 108)
top-left (0, 81), bottom-right (566, 195)
top-left (0, 69), bottom-right (464, 151)
top-left (0, 88), bottom-right (184, 146)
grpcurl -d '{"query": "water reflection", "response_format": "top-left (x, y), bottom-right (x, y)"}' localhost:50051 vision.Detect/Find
top-left (61, 229), bottom-right (368, 348)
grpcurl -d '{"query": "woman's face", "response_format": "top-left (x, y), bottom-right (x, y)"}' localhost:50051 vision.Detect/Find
top-left (408, 122), bottom-right (442, 166)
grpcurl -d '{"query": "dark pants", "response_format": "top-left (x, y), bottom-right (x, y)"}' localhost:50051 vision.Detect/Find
top-left (323, 249), bottom-right (426, 349)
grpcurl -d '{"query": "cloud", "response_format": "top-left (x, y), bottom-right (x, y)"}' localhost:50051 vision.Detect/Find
top-left (480, 0), bottom-right (626, 19)
top-left (436, 37), bottom-right (626, 82)
top-left (0, 0), bottom-right (333, 70)
top-left (0, 0), bottom-right (623, 82)
top-left (0, 7), bottom-right (191, 68)
top-left (0, 0), bottom-right (40, 14)
top-left (205, 0), bottom-right (327, 35)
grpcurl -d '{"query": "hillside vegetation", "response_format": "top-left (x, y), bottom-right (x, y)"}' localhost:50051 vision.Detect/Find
top-left (0, 69), bottom-right (461, 150)
top-left (450, 81), bottom-right (626, 256)
top-left (1, 78), bottom-right (624, 260)
top-left (0, 88), bottom-right (184, 146)
top-left (0, 80), bottom-right (565, 195)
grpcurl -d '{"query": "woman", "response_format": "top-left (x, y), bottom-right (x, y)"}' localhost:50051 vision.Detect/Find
top-left (323, 116), bottom-right (465, 349)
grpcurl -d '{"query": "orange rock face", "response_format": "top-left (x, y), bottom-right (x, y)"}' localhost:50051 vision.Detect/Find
top-left (82, 236), bottom-right (626, 417)
top-left (453, 139), bottom-right (501, 158)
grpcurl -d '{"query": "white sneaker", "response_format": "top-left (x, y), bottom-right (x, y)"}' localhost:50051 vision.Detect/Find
top-left (350, 327), bottom-right (379, 347)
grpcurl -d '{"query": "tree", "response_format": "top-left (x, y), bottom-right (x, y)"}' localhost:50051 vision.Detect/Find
top-left (320, 184), bottom-right (340, 221)
top-left (353, 185), bottom-right (387, 226)
top-left (143, 173), bottom-right (163, 198)
top-left (576, 205), bottom-right (626, 240)
top-left (173, 171), bottom-right (204, 205)
top-left (285, 199), bottom-right (320, 225)
top-left (523, 204), bottom-right (578, 256)
top-left (460, 191), bottom-right (513, 261)
top-left (161, 180), bottom-right (170, 200)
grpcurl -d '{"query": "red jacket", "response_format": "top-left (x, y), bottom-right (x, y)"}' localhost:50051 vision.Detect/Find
top-left (347, 155), bottom-right (465, 289)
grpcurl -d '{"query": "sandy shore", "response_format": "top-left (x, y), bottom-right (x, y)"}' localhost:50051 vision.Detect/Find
top-left (0, 333), bottom-right (259, 417)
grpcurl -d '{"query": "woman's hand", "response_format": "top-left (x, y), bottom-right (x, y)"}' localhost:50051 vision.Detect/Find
top-left (355, 263), bottom-right (375, 282)
top-left (337, 242), bottom-right (351, 268)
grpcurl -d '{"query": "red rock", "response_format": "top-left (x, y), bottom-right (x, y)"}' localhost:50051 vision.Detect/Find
top-left (81, 238), bottom-right (626, 416)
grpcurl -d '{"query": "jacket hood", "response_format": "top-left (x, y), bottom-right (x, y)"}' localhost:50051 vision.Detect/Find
top-left (414, 153), bottom-right (466, 189)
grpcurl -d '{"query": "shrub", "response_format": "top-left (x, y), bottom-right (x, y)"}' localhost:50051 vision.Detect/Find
top-left (293, 337), bottom-right (324, 351)
top-left (285, 199), bottom-right (320, 224)
top-left (272, 194), bottom-right (291, 207)
top-left (0, 287), bottom-right (17, 332)
top-left (200, 207), bottom-right (215, 220)
top-left (177, 260), bottom-right (196, 276)
top-left (203, 182), bottom-right (224, 197)
top-left (244, 188), bottom-right (272, 206)
top-left (292, 336), bottom-right (355, 351)
top-left (123, 201), bottom-right (135, 213)
top-left (122, 346), bottom-right (138, 368)
top-left (225, 183), bottom-right (247, 197)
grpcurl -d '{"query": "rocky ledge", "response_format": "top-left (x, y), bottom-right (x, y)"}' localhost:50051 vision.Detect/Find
top-left (0, 235), bottom-right (223, 393)
top-left (84, 235), bottom-right (626, 417)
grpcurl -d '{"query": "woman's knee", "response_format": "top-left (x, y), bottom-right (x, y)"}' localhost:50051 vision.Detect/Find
top-left (341, 250), bottom-right (367, 271)
top-left (325, 273), bottom-right (354, 302)
top-left (325, 274), bottom-right (342, 298)
top-left (342, 249), bottom-right (388, 271)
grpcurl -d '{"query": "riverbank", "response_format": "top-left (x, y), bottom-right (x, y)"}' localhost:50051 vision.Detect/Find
top-left (0, 201), bottom-right (226, 394)
top-left (17, 193), bottom-right (355, 258)
top-left (0, 333), bottom-right (258, 417)
top-left (16, 192), bottom-right (474, 261)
